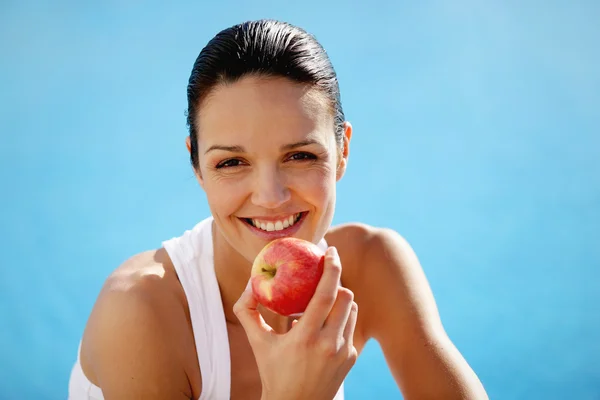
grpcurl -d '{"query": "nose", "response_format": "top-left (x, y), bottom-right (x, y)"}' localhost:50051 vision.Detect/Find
top-left (251, 166), bottom-right (291, 209)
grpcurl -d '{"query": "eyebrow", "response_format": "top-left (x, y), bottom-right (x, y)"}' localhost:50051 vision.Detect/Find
top-left (204, 139), bottom-right (321, 155)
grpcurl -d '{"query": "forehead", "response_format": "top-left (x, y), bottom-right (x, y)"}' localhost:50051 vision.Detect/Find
top-left (196, 76), bottom-right (333, 149)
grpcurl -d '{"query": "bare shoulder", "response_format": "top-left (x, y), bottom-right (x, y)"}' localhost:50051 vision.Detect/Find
top-left (326, 221), bottom-right (411, 252)
top-left (324, 222), bottom-right (377, 267)
top-left (325, 221), bottom-right (414, 279)
top-left (329, 223), bottom-right (489, 398)
top-left (326, 222), bottom-right (435, 335)
top-left (80, 248), bottom-right (196, 399)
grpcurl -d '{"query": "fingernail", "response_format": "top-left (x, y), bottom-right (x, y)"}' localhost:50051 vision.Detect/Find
top-left (245, 279), bottom-right (252, 291)
top-left (328, 246), bottom-right (338, 257)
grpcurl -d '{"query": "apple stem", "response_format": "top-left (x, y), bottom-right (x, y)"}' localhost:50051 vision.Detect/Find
top-left (261, 267), bottom-right (276, 278)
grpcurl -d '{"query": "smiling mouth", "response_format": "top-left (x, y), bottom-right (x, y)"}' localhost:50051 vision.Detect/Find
top-left (241, 212), bottom-right (306, 232)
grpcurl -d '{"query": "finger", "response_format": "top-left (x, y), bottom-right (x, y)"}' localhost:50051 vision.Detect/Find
top-left (290, 318), bottom-right (300, 330)
top-left (233, 283), bottom-right (274, 345)
top-left (299, 246), bottom-right (342, 331)
top-left (287, 313), bottom-right (302, 331)
top-left (322, 287), bottom-right (354, 338)
top-left (342, 301), bottom-right (358, 345)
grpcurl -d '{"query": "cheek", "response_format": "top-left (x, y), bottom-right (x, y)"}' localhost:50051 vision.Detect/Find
top-left (291, 166), bottom-right (336, 204)
top-left (204, 178), bottom-right (247, 215)
top-left (292, 168), bottom-right (337, 241)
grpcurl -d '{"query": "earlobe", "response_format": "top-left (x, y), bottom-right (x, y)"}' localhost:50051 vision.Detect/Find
top-left (343, 121), bottom-right (353, 156)
top-left (336, 121), bottom-right (352, 181)
top-left (336, 158), bottom-right (347, 181)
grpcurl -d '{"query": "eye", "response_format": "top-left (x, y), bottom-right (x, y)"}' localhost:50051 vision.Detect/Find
top-left (288, 152), bottom-right (317, 161)
top-left (216, 158), bottom-right (244, 169)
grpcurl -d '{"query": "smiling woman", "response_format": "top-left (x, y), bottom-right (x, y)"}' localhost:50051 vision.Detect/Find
top-left (191, 75), bottom-right (341, 256)
top-left (68, 19), bottom-right (489, 400)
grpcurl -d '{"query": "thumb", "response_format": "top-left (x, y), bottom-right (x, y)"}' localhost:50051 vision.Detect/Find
top-left (233, 281), bottom-right (274, 346)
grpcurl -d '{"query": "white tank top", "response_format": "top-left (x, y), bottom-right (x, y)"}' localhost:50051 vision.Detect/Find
top-left (68, 216), bottom-right (345, 400)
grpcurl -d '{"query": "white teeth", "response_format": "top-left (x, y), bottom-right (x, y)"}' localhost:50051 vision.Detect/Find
top-left (251, 213), bottom-right (303, 232)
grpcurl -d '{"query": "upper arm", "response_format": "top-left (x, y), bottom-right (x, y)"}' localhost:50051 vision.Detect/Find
top-left (357, 228), bottom-right (488, 400)
top-left (80, 254), bottom-right (193, 400)
top-left (361, 228), bottom-right (444, 341)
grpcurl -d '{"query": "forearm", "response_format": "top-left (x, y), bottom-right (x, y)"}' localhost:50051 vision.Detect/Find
top-left (388, 335), bottom-right (488, 400)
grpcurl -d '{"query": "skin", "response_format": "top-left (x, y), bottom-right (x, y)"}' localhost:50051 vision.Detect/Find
top-left (79, 76), bottom-right (489, 399)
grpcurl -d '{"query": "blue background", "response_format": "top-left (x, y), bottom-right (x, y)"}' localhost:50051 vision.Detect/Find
top-left (1, 1), bottom-right (599, 399)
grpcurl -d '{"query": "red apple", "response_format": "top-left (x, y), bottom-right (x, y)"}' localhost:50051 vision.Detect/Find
top-left (251, 237), bottom-right (325, 316)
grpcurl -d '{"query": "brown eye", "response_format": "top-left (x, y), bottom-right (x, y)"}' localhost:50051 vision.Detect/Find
top-left (288, 152), bottom-right (317, 161)
top-left (216, 159), bottom-right (244, 169)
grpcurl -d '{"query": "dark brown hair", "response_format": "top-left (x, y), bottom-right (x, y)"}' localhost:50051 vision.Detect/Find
top-left (186, 19), bottom-right (345, 169)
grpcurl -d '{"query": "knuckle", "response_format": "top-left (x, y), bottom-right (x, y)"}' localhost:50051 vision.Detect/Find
top-left (302, 332), bottom-right (318, 346)
top-left (327, 259), bottom-right (342, 274)
top-left (316, 291), bottom-right (336, 307)
top-left (337, 287), bottom-right (354, 303)
top-left (232, 300), bottom-right (244, 316)
top-left (347, 345), bottom-right (358, 364)
top-left (319, 339), bottom-right (340, 358)
top-left (325, 251), bottom-right (338, 262)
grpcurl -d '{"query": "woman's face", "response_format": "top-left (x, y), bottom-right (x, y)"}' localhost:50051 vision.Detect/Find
top-left (190, 75), bottom-right (350, 262)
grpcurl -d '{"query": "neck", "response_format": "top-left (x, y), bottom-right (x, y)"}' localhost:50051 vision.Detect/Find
top-left (211, 221), bottom-right (294, 333)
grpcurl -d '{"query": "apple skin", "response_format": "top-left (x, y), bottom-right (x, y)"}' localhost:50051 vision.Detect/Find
top-left (250, 237), bottom-right (325, 316)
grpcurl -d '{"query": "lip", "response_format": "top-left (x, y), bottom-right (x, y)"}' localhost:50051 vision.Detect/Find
top-left (239, 212), bottom-right (307, 240)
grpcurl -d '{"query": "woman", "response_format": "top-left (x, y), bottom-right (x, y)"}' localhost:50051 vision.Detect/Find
top-left (69, 19), bottom-right (489, 400)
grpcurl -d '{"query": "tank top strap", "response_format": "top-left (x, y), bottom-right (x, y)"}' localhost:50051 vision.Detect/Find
top-left (163, 218), bottom-right (343, 400)
top-left (162, 217), bottom-right (231, 400)
top-left (317, 236), bottom-right (329, 253)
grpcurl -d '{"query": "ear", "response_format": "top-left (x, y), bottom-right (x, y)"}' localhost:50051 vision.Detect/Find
top-left (336, 121), bottom-right (352, 181)
top-left (186, 136), bottom-right (205, 188)
top-left (185, 135), bottom-right (192, 153)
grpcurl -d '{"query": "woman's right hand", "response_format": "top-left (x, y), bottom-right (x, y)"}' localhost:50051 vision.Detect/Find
top-left (233, 246), bottom-right (358, 400)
